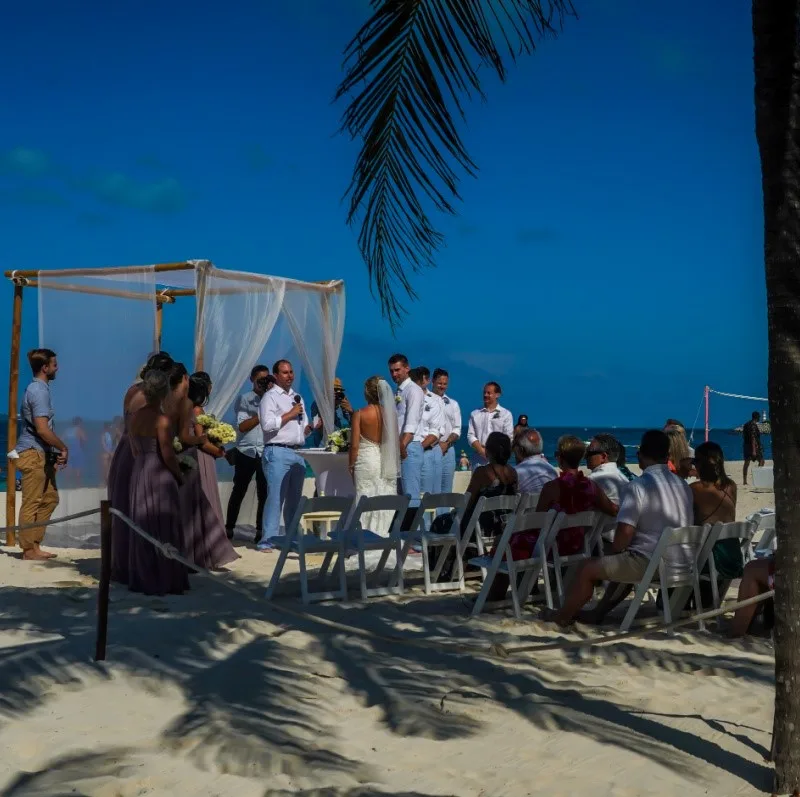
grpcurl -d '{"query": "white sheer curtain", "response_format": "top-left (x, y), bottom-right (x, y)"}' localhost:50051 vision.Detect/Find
top-left (281, 281), bottom-right (345, 436)
top-left (35, 265), bottom-right (157, 546)
top-left (196, 266), bottom-right (286, 418)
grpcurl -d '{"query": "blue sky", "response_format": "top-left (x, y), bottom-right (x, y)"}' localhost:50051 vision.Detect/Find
top-left (0, 0), bottom-right (765, 429)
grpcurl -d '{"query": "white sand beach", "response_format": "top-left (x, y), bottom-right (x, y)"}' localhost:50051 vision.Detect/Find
top-left (0, 465), bottom-right (776, 796)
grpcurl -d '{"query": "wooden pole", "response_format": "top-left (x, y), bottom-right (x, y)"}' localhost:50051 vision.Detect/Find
top-left (156, 302), bottom-right (163, 351)
top-left (25, 281), bottom-right (174, 303)
top-left (3, 261), bottom-right (196, 280)
top-left (704, 386), bottom-right (710, 442)
top-left (194, 266), bottom-right (207, 371)
top-left (5, 284), bottom-right (23, 547)
top-left (95, 500), bottom-right (112, 661)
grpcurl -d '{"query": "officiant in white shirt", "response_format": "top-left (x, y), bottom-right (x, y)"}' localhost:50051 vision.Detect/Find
top-left (467, 381), bottom-right (513, 467)
top-left (256, 359), bottom-right (318, 550)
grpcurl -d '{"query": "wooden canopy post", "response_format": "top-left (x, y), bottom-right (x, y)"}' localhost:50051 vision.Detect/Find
top-left (194, 263), bottom-right (208, 371)
top-left (5, 283), bottom-right (23, 546)
top-left (156, 302), bottom-right (163, 351)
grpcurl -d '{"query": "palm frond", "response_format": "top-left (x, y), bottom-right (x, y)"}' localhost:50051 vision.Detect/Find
top-left (336, 0), bottom-right (576, 326)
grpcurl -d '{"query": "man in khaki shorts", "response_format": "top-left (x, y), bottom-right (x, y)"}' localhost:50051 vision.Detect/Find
top-left (14, 348), bottom-right (68, 560)
top-left (551, 429), bottom-right (693, 627)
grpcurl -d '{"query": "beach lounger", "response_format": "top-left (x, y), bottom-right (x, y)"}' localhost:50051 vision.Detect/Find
top-left (618, 524), bottom-right (711, 632)
top-left (469, 508), bottom-right (559, 618)
top-left (329, 494), bottom-right (410, 601)
top-left (264, 495), bottom-right (356, 604)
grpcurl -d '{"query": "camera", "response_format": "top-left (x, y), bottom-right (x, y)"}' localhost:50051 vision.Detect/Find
top-left (256, 375), bottom-right (274, 391)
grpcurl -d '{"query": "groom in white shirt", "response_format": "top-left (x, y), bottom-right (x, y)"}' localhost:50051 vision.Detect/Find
top-left (467, 381), bottom-right (513, 467)
top-left (388, 353), bottom-right (424, 507)
top-left (257, 359), bottom-right (315, 550)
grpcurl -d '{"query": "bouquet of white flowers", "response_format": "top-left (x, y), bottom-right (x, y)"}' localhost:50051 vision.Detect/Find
top-left (172, 437), bottom-right (197, 474)
top-left (196, 413), bottom-right (237, 445)
top-left (325, 427), bottom-right (350, 453)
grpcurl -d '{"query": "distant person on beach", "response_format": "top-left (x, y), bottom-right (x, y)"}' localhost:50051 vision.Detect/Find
top-left (467, 382), bottom-right (513, 467)
top-left (550, 430), bottom-right (692, 627)
top-left (258, 359), bottom-right (315, 550)
top-left (101, 423), bottom-right (115, 484)
top-left (742, 411), bottom-right (765, 486)
top-left (388, 353), bottom-right (424, 507)
top-left (513, 414), bottom-right (529, 441)
top-left (309, 377), bottom-right (353, 448)
top-left (226, 365), bottom-right (273, 543)
top-left (431, 368), bottom-right (461, 495)
top-left (15, 348), bottom-right (68, 561)
top-left (62, 417), bottom-right (88, 487)
top-left (513, 428), bottom-right (557, 494)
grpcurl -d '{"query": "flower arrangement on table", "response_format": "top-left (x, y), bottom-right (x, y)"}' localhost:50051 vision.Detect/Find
top-left (325, 427), bottom-right (350, 453)
top-left (195, 413), bottom-right (237, 445)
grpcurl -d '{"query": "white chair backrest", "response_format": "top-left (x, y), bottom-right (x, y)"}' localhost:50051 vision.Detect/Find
top-left (518, 492), bottom-right (541, 511)
top-left (656, 524), bottom-right (710, 579)
top-left (407, 492), bottom-right (469, 533)
top-left (476, 494), bottom-right (521, 514)
top-left (753, 514), bottom-right (776, 553)
top-left (552, 510), bottom-right (603, 556)
top-left (289, 495), bottom-right (355, 535)
top-left (351, 493), bottom-right (410, 533)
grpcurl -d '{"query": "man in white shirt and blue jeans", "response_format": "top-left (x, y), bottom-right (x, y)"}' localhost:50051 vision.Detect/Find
top-left (257, 360), bottom-right (316, 551)
top-left (431, 368), bottom-right (461, 495)
top-left (388, 353), bottom-right (424, 507)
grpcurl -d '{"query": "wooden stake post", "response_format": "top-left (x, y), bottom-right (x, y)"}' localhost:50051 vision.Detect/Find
top-left (5, 284), bottom-right (23, 546)
top-left (95, 500), bottom-right (112, 661)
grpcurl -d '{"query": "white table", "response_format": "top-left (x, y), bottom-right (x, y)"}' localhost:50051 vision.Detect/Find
top-left (301, 449), bottom-right (356, 497)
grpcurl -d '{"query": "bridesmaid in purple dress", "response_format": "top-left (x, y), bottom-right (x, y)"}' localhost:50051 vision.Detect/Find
top-left (109, 351), bottom-right (174, 584)
top-left (127, 369), bottom-right (191, 595)
top-left (178, 372), bottom-right (239, 570)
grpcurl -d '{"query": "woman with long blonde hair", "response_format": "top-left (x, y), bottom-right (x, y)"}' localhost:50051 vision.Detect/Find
top-left (349, 375), bottom-right (400, 535)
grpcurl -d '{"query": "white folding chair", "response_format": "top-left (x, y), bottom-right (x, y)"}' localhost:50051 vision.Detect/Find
top-left (394, 493), bottom-right (468, 594)
top-left (618, 525), bottom-right (711, 632)
top-left (546, 511), bottom-right (603, 606)
top-left (469, 508), bottom-right (559, 618)
top-left (695, 520), bottom-right (757, 624)
top-left (264, 495), bottom-right (356, 604)
top-left (458, 493), bottom-right (522, 568)
top-left (329, 494), bottom-right (410, 601)
top-left (752, 513), bottom-right (776, 558)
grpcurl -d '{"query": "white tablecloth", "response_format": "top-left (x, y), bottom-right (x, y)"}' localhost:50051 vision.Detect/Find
top-left (301, 449), bottom-right (355, 496)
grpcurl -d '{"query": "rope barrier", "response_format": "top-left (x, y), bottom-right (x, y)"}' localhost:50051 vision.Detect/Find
top-left (106, 507), bottom-right (776, 660)
top-left (2, 507), bottom-right (101, 536)
top-left (709, 388), bottom-right (769, 402)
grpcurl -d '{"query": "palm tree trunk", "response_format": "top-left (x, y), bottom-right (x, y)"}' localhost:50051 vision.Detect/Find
top-left (753, 0), bottom-right (800, 791)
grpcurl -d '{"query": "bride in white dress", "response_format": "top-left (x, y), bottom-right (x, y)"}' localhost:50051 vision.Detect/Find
top-left (348, 376), bottom-right (400, 535)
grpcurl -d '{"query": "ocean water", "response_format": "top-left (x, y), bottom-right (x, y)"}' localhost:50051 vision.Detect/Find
top-left (0, 420), bottom-right (772, 491)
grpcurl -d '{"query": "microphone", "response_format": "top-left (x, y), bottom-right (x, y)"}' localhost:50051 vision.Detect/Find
top-left (294, 395), bottom-right (303, 424)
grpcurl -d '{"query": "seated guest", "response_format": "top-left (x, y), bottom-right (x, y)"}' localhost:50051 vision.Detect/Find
top-left (462, 431), bottom-right (518, 530)
top-left (692, 440), bottom-right (740, 589)
top-left (586, 433), bottom-right (630, 549)
top-left (586, 434), bottom-right (630, 504)
top-left (551, 430), bottom-right (693, 626)
top-left (729, 556), bottom-right (775, 637)
top-left (666, 427), bottom-right (693, 478)
top-left (616, 442), bottom-right (637, 481)
top-left (485, 435), bottom-right (616, 602)
top-left (514, 428), bottom-right (557, 494)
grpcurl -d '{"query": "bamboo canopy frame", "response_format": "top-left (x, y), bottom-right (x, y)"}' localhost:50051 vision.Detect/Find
top-left (3, 260), bottom-right (343, 546)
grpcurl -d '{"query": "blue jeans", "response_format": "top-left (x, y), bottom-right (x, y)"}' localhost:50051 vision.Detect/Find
top-left (440, 446), bottom-right (456, 493)
top-left (260, 445), bottom-right (306, 543)
top-left (401, 441), bottom-right (424, 507)
top-left (421, 445), bottom-right (443, 496)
